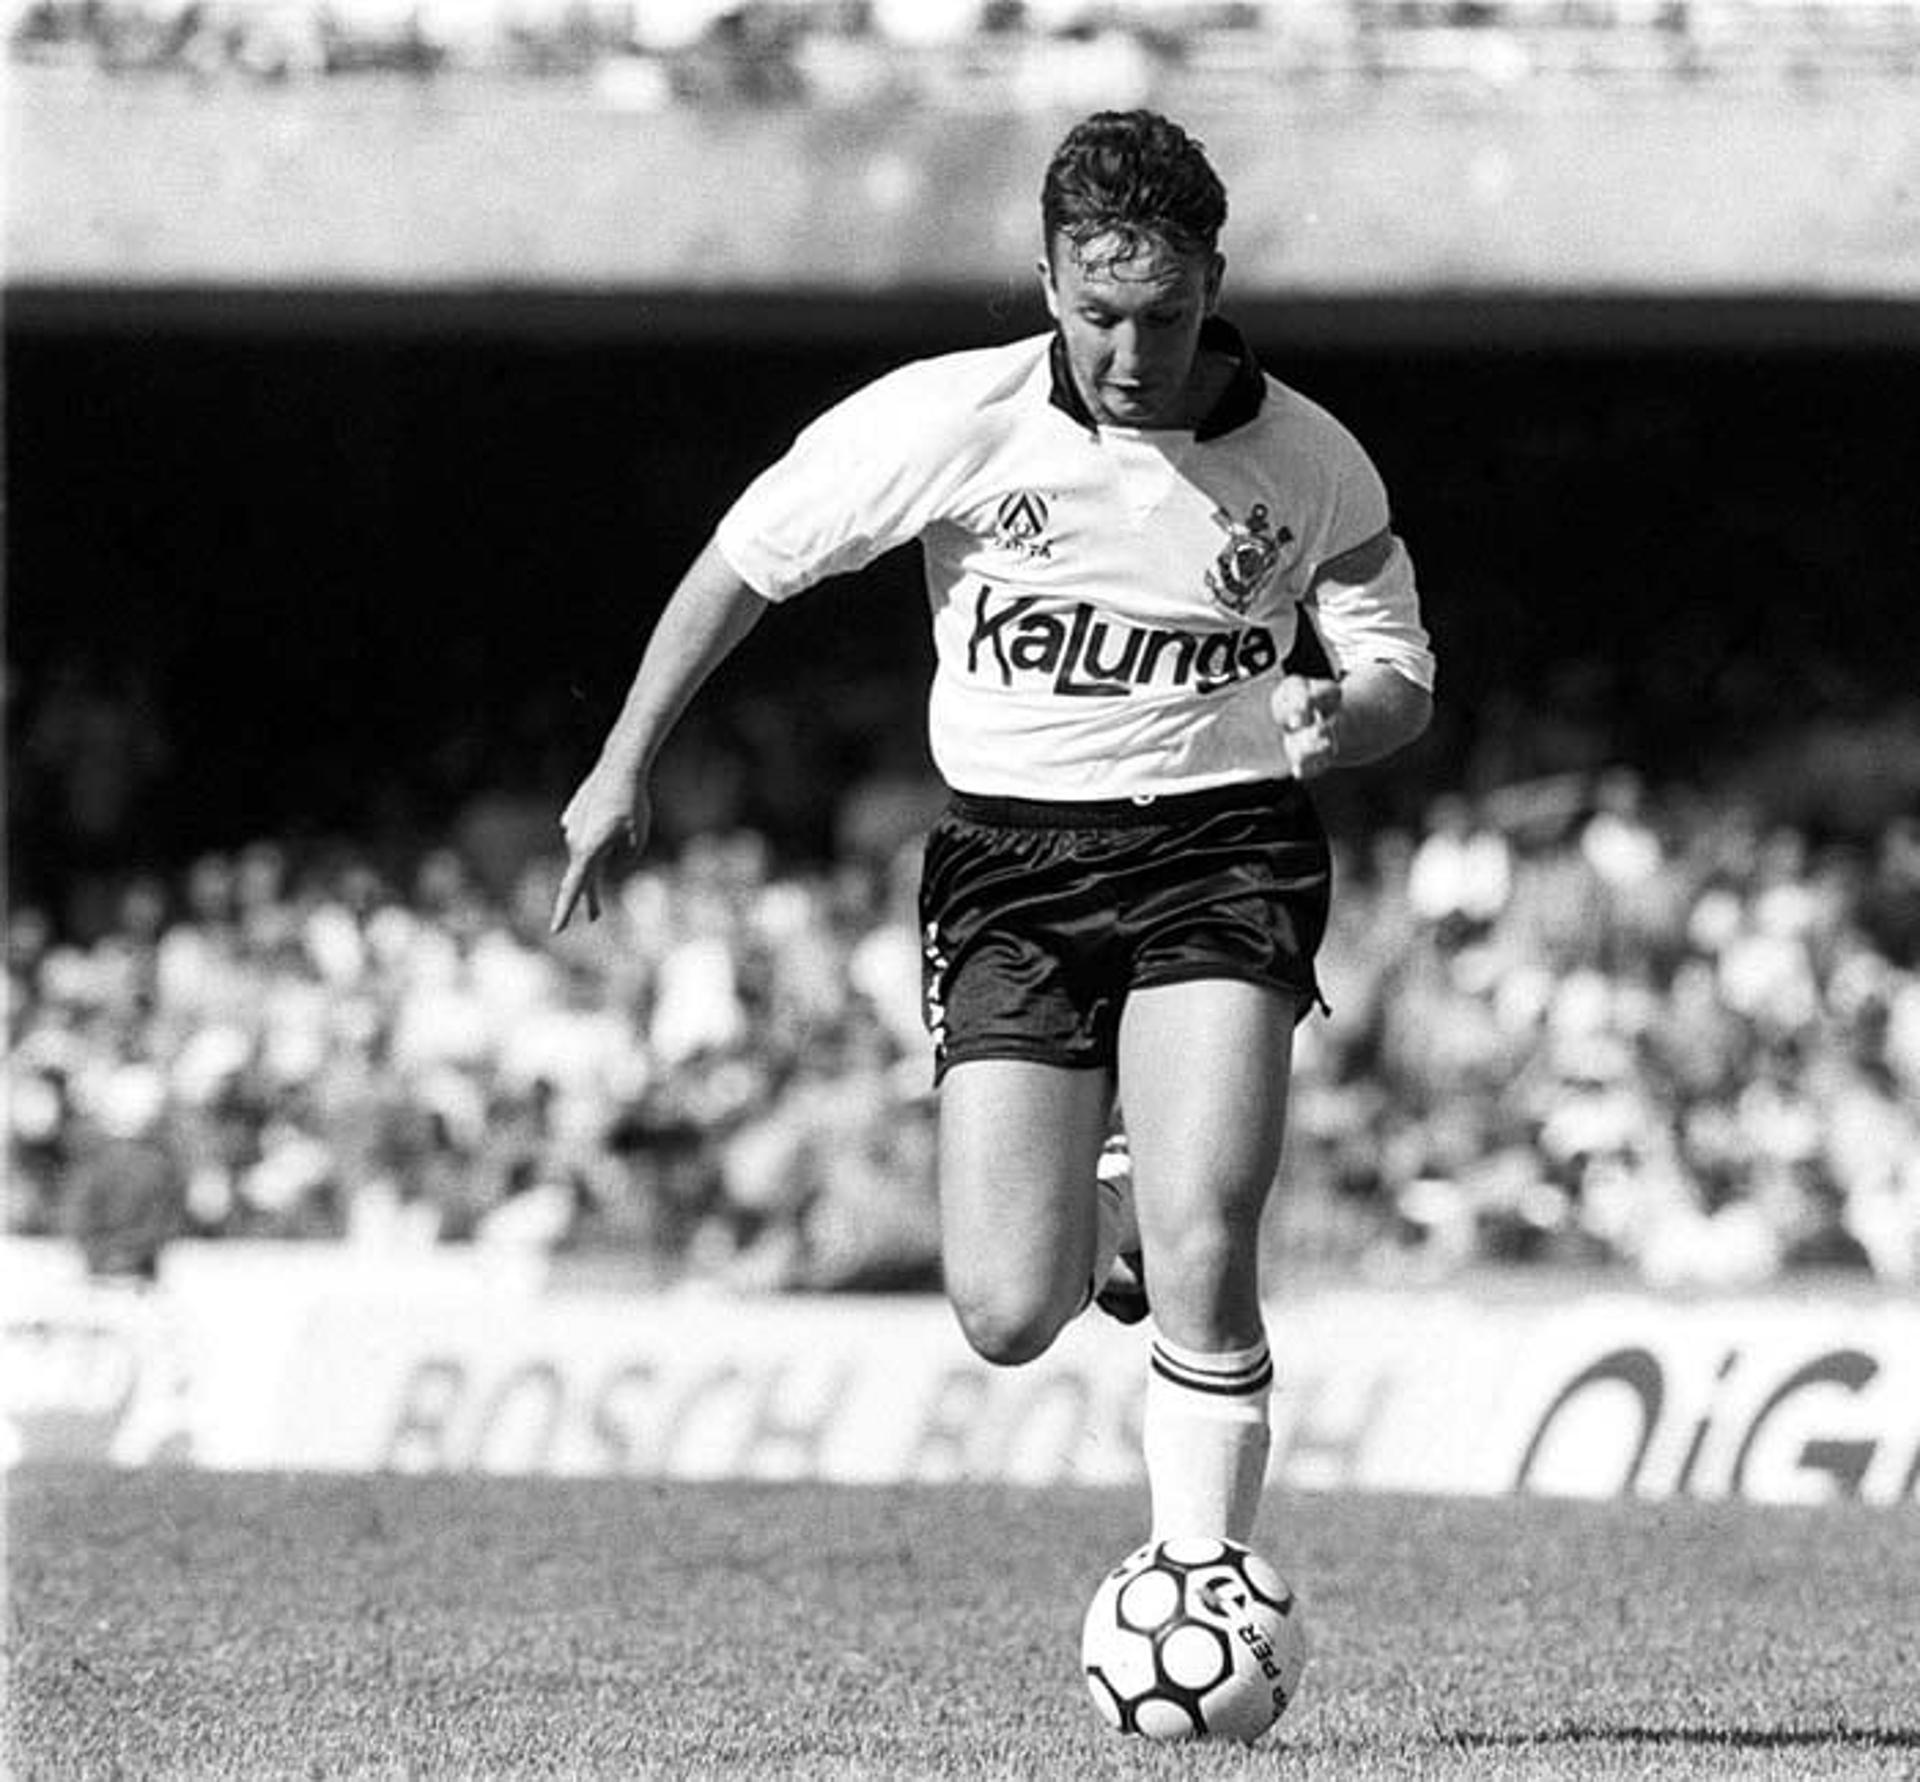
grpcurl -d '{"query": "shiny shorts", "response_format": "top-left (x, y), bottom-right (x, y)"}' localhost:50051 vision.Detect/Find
top-left (917, 779), bottom-right (1332, 1081)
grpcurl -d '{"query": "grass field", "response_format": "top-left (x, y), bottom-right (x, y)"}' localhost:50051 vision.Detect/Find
top-left (6, 1465), bottom-right (1917, 1779)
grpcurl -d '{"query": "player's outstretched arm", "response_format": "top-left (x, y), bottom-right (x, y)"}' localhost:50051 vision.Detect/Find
top-left (1273, 662), bottom-right (1431, 782)
top-left (551, 538), bottom-right (770, 933)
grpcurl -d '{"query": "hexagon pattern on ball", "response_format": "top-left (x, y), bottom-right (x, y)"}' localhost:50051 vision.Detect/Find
top-left (1081, 1536), bottom-right (1308, 1744)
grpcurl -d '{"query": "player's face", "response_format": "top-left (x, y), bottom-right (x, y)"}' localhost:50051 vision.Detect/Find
top-left (1041, 231), bottom-right (1223, 430)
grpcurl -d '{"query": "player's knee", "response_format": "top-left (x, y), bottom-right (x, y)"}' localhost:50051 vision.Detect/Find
top-left (948, 1286), bottom-right (1067, 1368)
top-left (1144, 1213), bottom-right (1259, 1327)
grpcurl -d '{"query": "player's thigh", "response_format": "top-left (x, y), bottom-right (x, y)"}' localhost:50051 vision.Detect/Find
top-left (1115, 978), bottom-right (1302, 1341)
top-left (937, 1057), bottom-right (1114, 1350)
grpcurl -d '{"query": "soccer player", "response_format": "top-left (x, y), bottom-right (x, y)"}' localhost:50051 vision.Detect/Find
top-left (553, 110), bottom-right (1434, 1548)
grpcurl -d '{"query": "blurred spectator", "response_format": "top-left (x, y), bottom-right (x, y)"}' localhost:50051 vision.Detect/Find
top-left (1406, 791), bottom-right (1512, 944)
top-left (59, 1064), bottom-right (188, 1277)
top-left (15, 658), bottom-right (172, 932)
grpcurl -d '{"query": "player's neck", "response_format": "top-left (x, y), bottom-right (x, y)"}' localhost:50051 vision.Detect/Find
top-left (1181, 348), bottom-right (1237, 427)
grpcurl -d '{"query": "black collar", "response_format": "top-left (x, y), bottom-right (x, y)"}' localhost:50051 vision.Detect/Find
top-left (1047, 315), bottom-right (1266, 441)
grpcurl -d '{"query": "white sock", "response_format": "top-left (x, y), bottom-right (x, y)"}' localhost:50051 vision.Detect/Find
top-left (1143, 1329), bottom-right (1274, 1545)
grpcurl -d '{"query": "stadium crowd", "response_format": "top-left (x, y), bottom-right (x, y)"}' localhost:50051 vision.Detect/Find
top-left (11, 0), bottom-right (1917, 92)
top-left (10, 739), bottom-right (1920, 1292)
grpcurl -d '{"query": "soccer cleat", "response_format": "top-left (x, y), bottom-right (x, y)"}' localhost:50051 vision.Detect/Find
top-left (1093, 1135), bottom-right (1149, 1326)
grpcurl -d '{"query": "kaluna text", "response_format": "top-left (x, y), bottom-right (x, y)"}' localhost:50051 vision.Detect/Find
top-left (965, 585), bottom-right (1277, 698)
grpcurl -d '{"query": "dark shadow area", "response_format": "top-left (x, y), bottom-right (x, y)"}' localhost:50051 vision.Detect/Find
top-left (8, 295), bottom-right (1920, 910)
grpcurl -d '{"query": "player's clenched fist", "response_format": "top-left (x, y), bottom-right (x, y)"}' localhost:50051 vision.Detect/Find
top-left (551, 765), bottom-right (651, 934)
top-left (1272, 673), bottom-right (1343, 781)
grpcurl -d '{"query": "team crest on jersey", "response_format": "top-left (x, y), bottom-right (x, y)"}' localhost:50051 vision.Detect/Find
top-left (992, 489), bottom-right (1053, 562)
top-left (1206, 503), bottom-right (1292, 614)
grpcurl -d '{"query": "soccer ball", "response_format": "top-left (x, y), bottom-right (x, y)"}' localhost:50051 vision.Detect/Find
top-left (1081, 1536), bottom-right (1308, 1743)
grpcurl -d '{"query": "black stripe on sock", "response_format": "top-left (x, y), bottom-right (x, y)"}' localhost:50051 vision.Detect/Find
top-left (1150, 1344), bottom-right (1274, 1397)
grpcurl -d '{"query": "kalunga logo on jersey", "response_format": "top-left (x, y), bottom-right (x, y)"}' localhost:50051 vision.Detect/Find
top-left (1206, 502), bottom-right (1292, 614)
top-left (966, 584), bottom-right (1278, 698)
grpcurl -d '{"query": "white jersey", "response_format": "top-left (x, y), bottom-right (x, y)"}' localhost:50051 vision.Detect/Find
top-left (715, 322), bottom-right (1434, 801)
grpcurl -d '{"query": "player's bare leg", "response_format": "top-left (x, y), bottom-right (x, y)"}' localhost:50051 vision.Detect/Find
top-left (1116, 978), bottom-right (1300, 1542)
top-left (937, 1057), bottom-right (1114, 1366)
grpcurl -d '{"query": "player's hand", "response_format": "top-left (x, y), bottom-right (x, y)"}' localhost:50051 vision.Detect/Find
top-left (1273, 673), bottom-right (1343, 781)
top-left (551, 765), bottom-right (651, 934)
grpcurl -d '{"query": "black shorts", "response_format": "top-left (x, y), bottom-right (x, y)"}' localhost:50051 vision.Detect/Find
top-left (918, 779), bottom-right (1332, 1081)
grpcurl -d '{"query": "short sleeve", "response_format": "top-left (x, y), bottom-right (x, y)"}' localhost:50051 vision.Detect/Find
top-left (714, 366), bottom-right (965, 602)
top-left (1303, 446), bottom-right (1435, 692)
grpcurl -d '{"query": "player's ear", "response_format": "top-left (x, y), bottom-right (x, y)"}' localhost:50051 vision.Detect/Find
top-left (1037, 251), bottom-right (1062, 322)
top-left (1203, 252), bottom-right (1225, 316)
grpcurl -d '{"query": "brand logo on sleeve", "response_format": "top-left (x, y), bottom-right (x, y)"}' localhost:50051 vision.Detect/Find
top-left (965, 585), bottom-right (1277, 698)
top-left (1206, 502), bottom-right (1292, 614)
